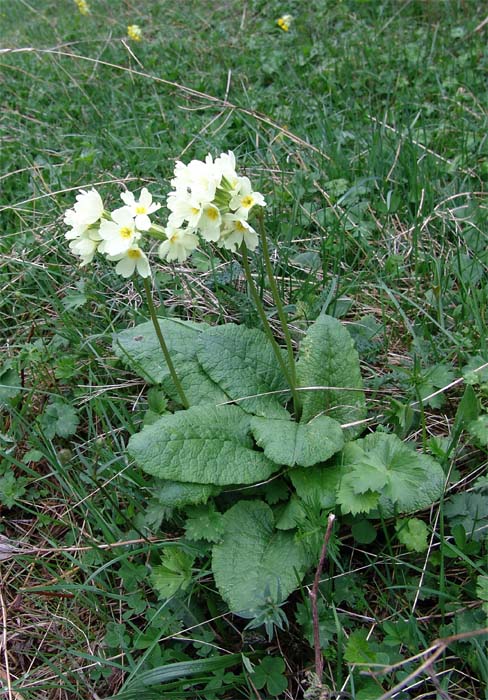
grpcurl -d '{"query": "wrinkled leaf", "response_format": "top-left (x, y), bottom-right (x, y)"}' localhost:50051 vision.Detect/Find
top-left (129, 404), bottom-right (279, 485)
top-left (115, 319), bottom-right (227, 406)
top-left (196, 324), bottom-right (289, 418)
top-left (212, 501), bottom-right (309, 614)
top-left (296, 315), bottom-right (366, 435)
top-left (153, 480), bottom-right (218, 510)
top-left (250, 415), bottom-right (344, 467)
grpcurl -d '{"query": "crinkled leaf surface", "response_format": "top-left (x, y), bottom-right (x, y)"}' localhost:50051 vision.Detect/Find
top-left (153, 480), bottom-right (218, 509)
top-left (338, 432), bottom-right (445, 516)
top-left (296, 315), bottom-right (366, 434)
top-left (197, 324), bottom-right (290, 418)
top-left (250, 415), bottom-right (344, 467)
top-left (128, 404), bottom-right (279, 485)
top-left (114, 319), bottom-right (226, 406)
top-left (212, 501), bottom-right (309, 614)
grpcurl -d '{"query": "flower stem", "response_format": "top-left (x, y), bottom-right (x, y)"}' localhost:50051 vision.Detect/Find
top-left (241, 244), bottom-right (300, 417)
top-left (256, 210), bottom-right (299, 400)
top-left (142, 277), bottom-right (189, 409)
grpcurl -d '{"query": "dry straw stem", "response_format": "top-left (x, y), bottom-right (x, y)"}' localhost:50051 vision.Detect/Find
top-left (367, 627), bottom-right (488, 700)
top-left (309, 513), bottom-right (336, 682)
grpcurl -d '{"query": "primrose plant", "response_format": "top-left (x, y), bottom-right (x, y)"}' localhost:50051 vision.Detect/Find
top-left (64, 151), bottom-right (446, 635)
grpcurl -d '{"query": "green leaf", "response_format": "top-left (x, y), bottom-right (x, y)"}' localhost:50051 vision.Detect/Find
top-left (337, 482), bottom-right (379, 516)
top-left (124, 654), bottom-right (242, 688)
top-left (337, 432), bottom-right (445, 516)
top-left (476, 576), bottom-right (488, 617)
top-left (351, 519), bottom-right (377, 545)
top-left (196, 324), bottom-right (289, 417)
top-left (296, 315), bottom-right (366, 434)
top-left (274, 496), bottom-right (307, 530)
top-left (185, 505), bottom-right (225, 543)
top-left (344, 629), bottom-right (378, 664)
top-left (251, 656), bottom-right (287, 697)
top-left (444, 479), bottom-right (488, 541)
top-left (250, 415), bottom-right (344, 467)
top-left (129, 405), bottom-right (279, 485)
top-left (0, 472), bottom-right (27, 508)
top-left (417, 364), bottom-right (456, 408)
top-left (395, 518), bottom-right (429, 552)
top-left (454, 385), bottom-right (480, 428)
top-left (467, 414), bottom-right (488, 447)
top-left (150, 547), bottom-right (195, 599)
top-left (0, 361), bottom-right (21, 406)
top-left (153, 480), bottom-right (218, 509)
top-left (39, 400), bottom-right (79, 439)
top-left (115, 319), bottom-right (227, 406)
top-left (290, 464), bottom-right (342, 509)
top-left (212, 501), bottom-right (309, 614)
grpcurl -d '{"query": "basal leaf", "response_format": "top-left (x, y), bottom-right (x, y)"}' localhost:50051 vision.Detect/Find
top-left (153, 480), bottom-right (218, 509)
top-left (296, 315), bottom-right (366, 435)
top-left (197, 324), bottom-right (290, 417)
top-left (128, 404), bottom-right (279, 485)
top-left (212, 501), bottom-right (309, 615)
top-left (250, 415), bottom-right (344, 467)
top-left (114, 319), bottom-right (227, 406)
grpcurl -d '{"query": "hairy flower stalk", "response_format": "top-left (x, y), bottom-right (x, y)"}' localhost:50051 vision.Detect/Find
top-left (256, 209), bottom-right (299, 412)
top-left (142, 278), bottom-right (189, 409)
top-left (240, 244), bottom-right (301, 418)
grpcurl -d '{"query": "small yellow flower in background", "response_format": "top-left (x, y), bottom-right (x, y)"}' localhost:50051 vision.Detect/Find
top-left (127, 24), bottom-right (142, 41)
top-left (277, 14), bottom-right (293, 31)
top-left (74, 0), bottom-right (90, 15)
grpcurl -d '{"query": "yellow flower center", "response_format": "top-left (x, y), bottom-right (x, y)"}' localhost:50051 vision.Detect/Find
top-left (205, 207), bottom-right (219, 221)
top-left (169, 232), bottom-right (179, 243)
top-left (235, 221), bottom-right (246, 232)
top-left (120, 226), bottom-right (133, 239)
top-left (241, 195), bottom-right (254, 209)
top-left (191, 207), bottom-right (200, 215)
top-left (135, 205), bottom-right (147, 215)
top-left (128, 249), bottom-right (142, 259)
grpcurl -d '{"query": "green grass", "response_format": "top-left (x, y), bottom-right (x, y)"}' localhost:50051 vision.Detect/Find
top-left (1, 1), bottom-right (487, 698)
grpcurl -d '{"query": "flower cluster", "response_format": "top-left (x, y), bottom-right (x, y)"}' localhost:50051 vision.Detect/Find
top-left (63, 151), bottom-right (265, 277)
top-left (64, 187), bottom-right (159, 278)
top-left (74, 0), bottom-right (90, 15)
top-left (127, 24), bottom-right (142, 41)
top-left (159, 151), bottom-right (266, 262)
top-left (277, 14), bottom-right (293, 31)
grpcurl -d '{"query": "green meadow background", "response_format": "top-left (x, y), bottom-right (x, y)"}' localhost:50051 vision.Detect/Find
top-left (1, 1), bottom-right (487, 698)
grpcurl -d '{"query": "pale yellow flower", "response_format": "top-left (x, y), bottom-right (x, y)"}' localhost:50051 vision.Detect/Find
top-left (127, 24), bottom-right (142, 41)
top-left (74, 0), bottom-right (90, 16)
top-left (277, 14), bottom-right (293, 31)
